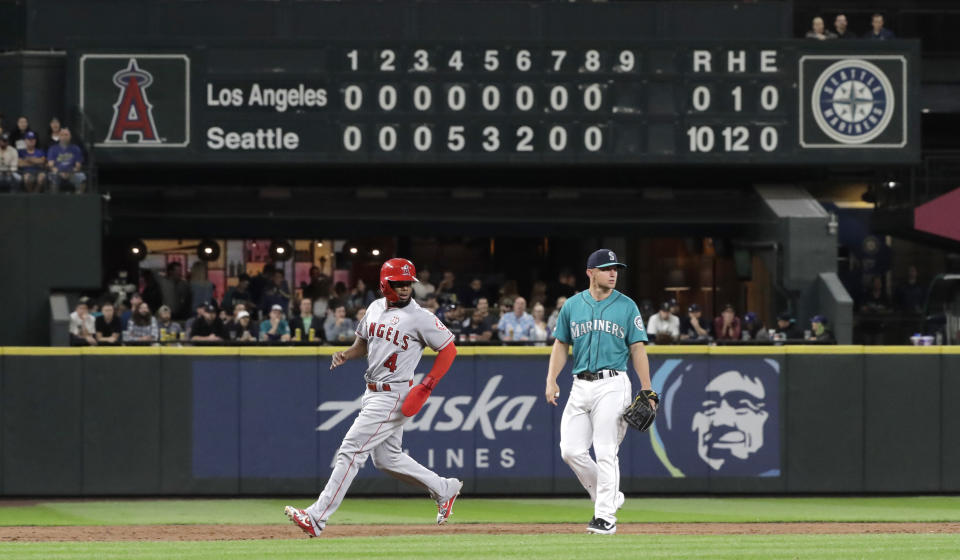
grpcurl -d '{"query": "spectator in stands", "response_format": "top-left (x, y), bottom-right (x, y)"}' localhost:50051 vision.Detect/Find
top-left (638, 299), bottom-right (656, 325)
top-left (668, 298), bottom-right (680, 317)
top-left (493, 296), bottom-right (513, 336)
top-left (529, 281), bottom-right (549, 308)
top-left (302, 265), bottom-right (331, 303)
top-left (156, 305), bottom-right (182, 340)
top-left (861, 275), bottom-right (892, 313)
top-left (120, 292), bottom-right (142, 331)
top-left (549, 269), bottom-right (578, 302)
top-left (742, 312), bottom-right (770, 341)
top-left (17, 131), bottom-right (46, 192)
top-left (249, 263), bottom-right (275, 308)
top-left (647, 301), bottom-right (680, 343)
top-left (261, 268), bottom-right (291, 317)
top-left (435, 270), bottom-right (459, 305)
top-left (355, 308), bottom-right (366, 323)
top-left (547, 295), bottom-right (567, 333)
top-left (158, 262), bottom-right (191, 320)
top-left (464, 298), bottom-right (496, 342)
top-left (499, 296), bottom-right (535, 342)
top-left (347, 278), bottom-right (376, 315)
top-left (46, 128), bottom-right (87, 193)
top-left (460, 277), bottom-right (488, 308)
top-left (230, 310), bottom-right (258, 342)
top-left (442, 304), bottom-right (466, 338)
top-left (896, 265), bottom-right (925, 314)
top-left (422, 293), bottom-right (440, 315)
top-left (806, 16), bottom-right (837, 40)
top-left (69, 297), bottom-right (97, 346)
top-left (191, 302), bottom-right (226, 342)
top-left (0, 133), bottom-right (21, 192)
top-left (47, 117), bottom-right (62, 147)
top-left (123, 301), bottom-right (158, 343)
top-left (713, 303), bottom-right (742, 341)
top-left (324, 304), bottom-right (356, 344)
top-left (328, 281), bottom-right (348, 313)
top-left (189, 261), bottom-right (215, 312)
top-left (413, 269), bottom-right (436, 304)
top-left (866, 13), bottom-right (894, 40)
top-left (530, 302), bottom-right (551, 345)
top-left (774, 312), bottom-right (803, 340)
top-left (289, 297), bottom-right (324, 342)
top-left (834, 13), bottom-right (855, 39)
top-left (679, 303), bottom-right (712, 341)
top-left (222, 273), bottom-right (253, 314)
top-left (184, 302), bottom-right (207, 338)
top-left (94, 301), bottom-right (122, 345)
top-left (9, 116), bottom-right (33, 151)
top-left (259, 304), bottom-right (291, 342)
top-left (808, 315), bottom-right (836, 343)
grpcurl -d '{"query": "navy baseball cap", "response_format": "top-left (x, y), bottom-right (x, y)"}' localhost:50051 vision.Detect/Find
top-left (586, 249), bottom-right (626, 269)
top-left (24, 131), bottom-right (36, 140)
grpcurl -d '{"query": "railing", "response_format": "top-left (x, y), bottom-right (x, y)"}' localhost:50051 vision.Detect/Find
top-left (71, 104), bottom-right (98, 194)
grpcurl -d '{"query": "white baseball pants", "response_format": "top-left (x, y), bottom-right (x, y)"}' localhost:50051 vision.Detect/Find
top-left (559, 372), bottom-right (631, 523)
top-left (306, 386), bottom-right (457, 527)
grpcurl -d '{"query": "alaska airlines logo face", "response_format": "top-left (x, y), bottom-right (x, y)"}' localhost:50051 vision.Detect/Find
top-left (649, 358), bottom-right (780, 477)
top-left (316, 375), bottom-right (536, 440)
top-left (105, 59), bottom-right (160, 144)
top-left (812, 59), bottom-right (894, 144)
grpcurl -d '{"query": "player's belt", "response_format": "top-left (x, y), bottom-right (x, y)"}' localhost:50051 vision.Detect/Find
top-left (575, 369), bottom-right (624, 381)
top-left (367, 379), bottom-right (414, 392)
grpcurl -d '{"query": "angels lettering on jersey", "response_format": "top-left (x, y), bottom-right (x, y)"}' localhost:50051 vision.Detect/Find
top-left (356, 298), bottom-right (454, 383)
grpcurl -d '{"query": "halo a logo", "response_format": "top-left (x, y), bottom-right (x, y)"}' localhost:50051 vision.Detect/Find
top-left (105, 59), bottom-right (160, 144)
top-left (812, 59), bottom-right (894, 144)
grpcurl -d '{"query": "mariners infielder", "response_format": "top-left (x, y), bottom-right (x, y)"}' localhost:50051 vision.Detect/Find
top-left (545, 249), bottom-right (655, 535)
top-left (285, 258), bottom-right (463, 537)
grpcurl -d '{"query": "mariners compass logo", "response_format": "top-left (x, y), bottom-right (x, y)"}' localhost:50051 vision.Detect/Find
top-left (105, 59), bottom-right (160, 144)
top-left (811, 59), bottom-right (894, 144)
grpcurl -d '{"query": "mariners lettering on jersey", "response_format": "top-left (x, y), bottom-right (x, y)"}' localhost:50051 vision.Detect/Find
top-left (367, 321), bottom-right (411, 350)
top-left (569, 319), bottom-right (626, 340)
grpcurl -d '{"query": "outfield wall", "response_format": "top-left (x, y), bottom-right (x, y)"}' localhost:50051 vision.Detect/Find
top-left (1, 346), bottom-right (957, 496)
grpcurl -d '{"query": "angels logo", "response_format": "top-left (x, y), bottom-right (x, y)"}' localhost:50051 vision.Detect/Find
top-left (390, 315), bottom-right (400, 325)
top-left (79, 53), bottom-right (190, 149)
top-left (435, 317), bottom-right (447, 331)
top-left (647, 357), bottom-right (780, 477)
top-left (105, 59), bottom-right (160, 144)
top-left (811, 59), bottom-right (894, 144)
top-left (402, 264), bottom-right (412, 275)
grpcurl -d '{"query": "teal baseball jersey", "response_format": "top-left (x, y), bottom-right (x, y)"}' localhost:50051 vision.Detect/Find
top-left (552, 290), bottom-right (648, 374)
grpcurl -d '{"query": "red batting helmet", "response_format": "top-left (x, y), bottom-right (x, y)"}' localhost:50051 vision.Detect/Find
top-left (379, 258), bottom-right (418, 303)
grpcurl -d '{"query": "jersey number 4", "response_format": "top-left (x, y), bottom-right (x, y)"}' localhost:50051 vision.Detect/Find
top-left (383, 353), bottom-right (398, 373)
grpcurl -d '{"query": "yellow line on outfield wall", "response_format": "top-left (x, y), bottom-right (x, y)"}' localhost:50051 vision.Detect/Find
top-left (1, 345), bottom-right (958, 356)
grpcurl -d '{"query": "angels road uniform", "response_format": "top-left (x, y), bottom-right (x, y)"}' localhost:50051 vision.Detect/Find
top-left (303, 297), bottom-right (461, 529)
top-left (553, 289), bottom-right (648, 524)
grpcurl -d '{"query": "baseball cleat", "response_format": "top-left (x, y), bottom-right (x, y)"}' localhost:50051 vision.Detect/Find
top-left (284, 506), bottom-right (322, 538)
top-left (437, 479), bottom-right (464, 525)
top-left (587, 517), bottom-right (617, 535)
top-left (616, 491), bottom-right (625, 511)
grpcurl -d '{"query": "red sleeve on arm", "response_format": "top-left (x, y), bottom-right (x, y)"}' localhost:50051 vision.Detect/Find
top-left (422, 342), bottom-right (457, 389)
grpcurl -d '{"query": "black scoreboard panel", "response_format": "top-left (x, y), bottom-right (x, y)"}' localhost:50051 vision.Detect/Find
top-left (75, 40), bottom-right (919, 165)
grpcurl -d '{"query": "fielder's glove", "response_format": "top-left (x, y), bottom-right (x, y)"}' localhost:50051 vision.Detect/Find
top-left (623, 389), bottom-right (659, 432)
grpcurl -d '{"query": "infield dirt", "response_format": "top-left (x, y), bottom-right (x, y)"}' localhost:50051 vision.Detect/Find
top-left (2, 523), bottom-right (959, 542)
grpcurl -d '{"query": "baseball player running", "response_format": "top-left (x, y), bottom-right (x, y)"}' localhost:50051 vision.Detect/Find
top-left (285, 258), bottom-right (463, 537)
top-left (545, 249), bottom-right (656, 535)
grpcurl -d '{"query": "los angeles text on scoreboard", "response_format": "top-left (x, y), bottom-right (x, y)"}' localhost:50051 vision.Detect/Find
top-left (74, 41), bottom-right (918, 165)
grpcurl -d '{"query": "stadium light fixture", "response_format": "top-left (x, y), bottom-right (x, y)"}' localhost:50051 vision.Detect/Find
top-left (270, 239), bottom-right (294, 261)
top-left (196, 239), bottom-right (221, 261)
top-left (128, 239), bottom-right (148, 262)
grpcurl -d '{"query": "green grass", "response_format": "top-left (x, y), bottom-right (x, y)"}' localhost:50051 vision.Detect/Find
top-left (1, 535), bottom-right (959, 560)
top-left (1, 496), bottom-right (960, 526)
